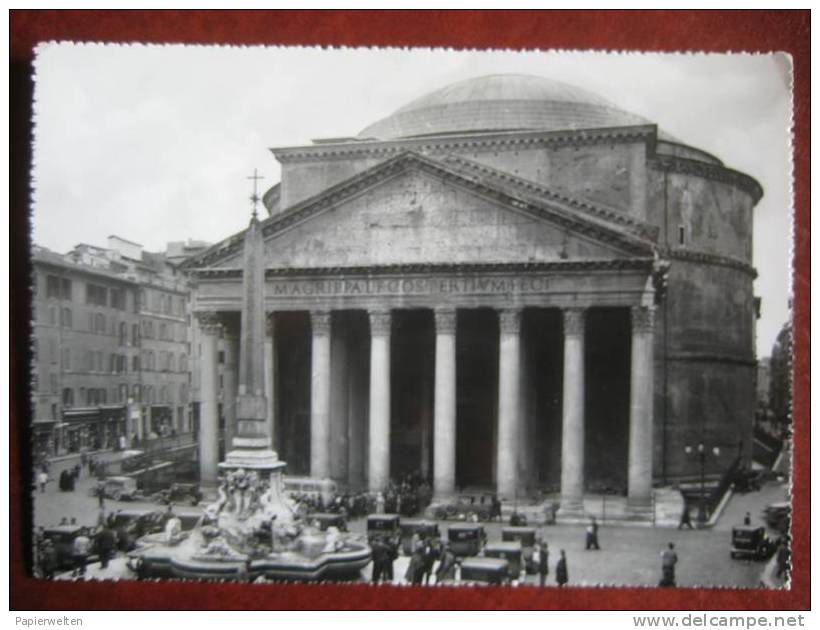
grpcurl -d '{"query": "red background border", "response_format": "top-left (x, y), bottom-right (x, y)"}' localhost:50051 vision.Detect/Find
top-left (9, 9), bottom-right (810, 611)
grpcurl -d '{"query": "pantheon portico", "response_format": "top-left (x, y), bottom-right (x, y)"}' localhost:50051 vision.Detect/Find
top-left (183, 75), bottom-right (761, 511)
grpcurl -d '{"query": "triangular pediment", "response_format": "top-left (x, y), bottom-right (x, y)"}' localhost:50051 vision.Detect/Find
top-left (185, 152), bottom-right (655, 270)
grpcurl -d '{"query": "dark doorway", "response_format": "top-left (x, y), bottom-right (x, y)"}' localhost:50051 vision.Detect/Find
top-left (584, 307), bottom-right (631, 494)
top-left (390, 309), bottom-right (434, 481)
top-left (523, 308), bottom-right (563, 492)
top-left (456, 308), bottom-right (498, 488)
top-left (274, 311), bottom-right (311, 475)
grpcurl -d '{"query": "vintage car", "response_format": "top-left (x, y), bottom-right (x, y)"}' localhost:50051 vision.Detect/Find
top-left (399, 519), bottom-right (441, 555)
top-left (89, 476), bottom-right (139, 501)
top-left (502, 526), bottom-right (537, 573)
top-left (447, 523), bottom-right (486, 557)
top-left (483, 540), bottom-right (523, 578)
top-left (155, 482), bottom-right (203, 506)
top-left (367, 514), bottom-right (401, 541)
top-left (459, 557), bottom-right (510, 585)
top-left (308, 512), bottom-right (348, 532)
top-left (284, 476), bottom-right (338, 507)
top-left (730, 525), bottom-right (776, 561)
top-left (763, 502), bottom-right (791, 534)
top-left (42, 525), bottom-right (93, 570)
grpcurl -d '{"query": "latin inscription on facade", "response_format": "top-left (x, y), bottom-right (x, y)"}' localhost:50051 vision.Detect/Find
top-left (267, 275), bottom-right (555, 298)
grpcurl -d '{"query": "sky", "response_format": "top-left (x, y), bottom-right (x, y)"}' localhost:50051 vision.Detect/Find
top-left (31, 46), bottom-right (792, 353)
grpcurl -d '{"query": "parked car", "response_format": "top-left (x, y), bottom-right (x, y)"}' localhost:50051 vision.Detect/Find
top-left (155, 482), bottom-right (202, 506)
top-left (89, 476), bottom-right (139, 501)
top-left (763, 502), bottom-right (791, 534)
top-left (502, 526), bottom-right (537, 573)
top-left (483, 541), bottom-right (523, 578)
top-left (730, 525), bottom-right (776, 561)
top-left (308, 512), bottom-right (348, 532)
top-left (399, 519), bottom-right (440, 555)
top-left (459, 557), bottom-right (510, 585)
top-left (42, 525), bottom-right (92, 569)
top-left (447, 523), bottom-right (486, 557)
top-left (367, 514), bottom-right (400, 542)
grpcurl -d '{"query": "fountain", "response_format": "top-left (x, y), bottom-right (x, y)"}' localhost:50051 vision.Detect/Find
top-left (128, 187), bottom-right (371, 582)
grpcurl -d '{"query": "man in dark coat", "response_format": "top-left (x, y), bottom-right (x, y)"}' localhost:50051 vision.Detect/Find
top-left (537, 542), bottom-right (549, 587)
top-left (435, 544), bottom-right (457, 584)
top-left (40, 540), bottom-right (58, 580)
top-left (490, 495), bottom-right (502, 521)
top-left (423, 538), bottom-right (441, 585)
top-left (370, 538), bottom-right (386, 583)
top-left (660, 542), bottom-right (678, 587)
top-left (555, 549), bottom-right (568, 587)
top-left (678, 502), bottom-right (694, 529)
top-left (96, 524), bottom-right (117, 570)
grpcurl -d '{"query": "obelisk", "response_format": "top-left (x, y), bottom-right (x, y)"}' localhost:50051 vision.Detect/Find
top-left (220, 173), bottom-right (282, 474)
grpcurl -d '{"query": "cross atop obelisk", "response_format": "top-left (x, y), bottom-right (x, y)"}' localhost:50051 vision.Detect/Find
top-left (247, 168), bottom-right (263, 219)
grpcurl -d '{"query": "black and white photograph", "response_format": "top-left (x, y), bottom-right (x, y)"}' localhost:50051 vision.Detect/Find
top-left (27, 45), bottom-right (793, 591)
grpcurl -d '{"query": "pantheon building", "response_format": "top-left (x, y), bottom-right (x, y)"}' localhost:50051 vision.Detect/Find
top-left (183, 75), bottom-right (761, 512)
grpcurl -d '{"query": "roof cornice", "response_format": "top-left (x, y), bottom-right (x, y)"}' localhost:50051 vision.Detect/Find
top-left (649, 155), bottom-right (763, 204)
top-left (190, 258), bottom-right (657, 279)
top-left (272, 125), bottom-right (658, 164)
top-left (664, 247), bottom-right (757, 278)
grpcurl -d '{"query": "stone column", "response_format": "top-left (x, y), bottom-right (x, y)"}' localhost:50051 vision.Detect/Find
top-left (628, 306), bottom-right (655, 508)
top-left (310, 310), bottom-right (331, 479)
top-left (196, 313), bottom-right (221, 487)
top-left (496, 308), bottom-right (522, 499)
top-left (559, 307), bottom-right (586, 514)
top-left (264, 315), bottom-right (276, 444)
top-left (433, 308), bottom-right (457, 498)
top-left (222, 332), bottom-right (239, 450)
top-left (330, 316), bottom-right (350, 482)
top-left (368, 309), bottom-right (392, 493)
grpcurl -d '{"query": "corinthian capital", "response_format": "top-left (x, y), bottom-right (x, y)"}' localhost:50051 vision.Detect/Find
top-left (434, 308), bottom-right (457, 335)
top-left (563, 308), bottom-right (586, 337)
top-left (498, 308), bottom-right (522, 335)
top-left (195, 312), bottom-right (223, 335)
top-left (310, 310), bottom-right (331, 336)
top-left (631, 306), bottom-right (655, 334)
top-left (368, 309), bottom-right (392, 336)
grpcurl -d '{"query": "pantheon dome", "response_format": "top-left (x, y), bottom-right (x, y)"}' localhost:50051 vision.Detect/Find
top-left (358, 74), bottom-right (651, 140)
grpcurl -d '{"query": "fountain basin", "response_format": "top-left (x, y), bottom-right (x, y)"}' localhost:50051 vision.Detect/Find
top-left (129, 534), bottom-right (371, 582)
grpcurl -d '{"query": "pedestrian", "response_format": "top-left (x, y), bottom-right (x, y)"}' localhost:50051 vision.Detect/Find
top-left (370, 537), bottom-right (386, 583)
top-left (97, 482), bottom-right (106, 510)
top-left (743, 512), bottom-right (752, 526)
top-left (435, 544), bottom-right (457, 584)
top-left (659, 542), bottom-right (678, 587)
top-left (37, 469), bottom-right (48, 493)
top-left (537, 541), bottom-right (549, 587)
top-left (96, 523), bottom-right (116, 570)
top-left (41, 540), bottom-right (58, 580)
top-left (586, 517), bottom-right (601, 550)
top-left (71, 527), bottom-right (91, 578)
top-left (678, 502), bottom-right (694, 530)
top-left (406, 533), bottom-right (425, 585)
top-left (421, 537), bottom-right (438, 585)
top-left (555, 549), bottom-right (568, 587)
top-left (385, 535), bottom-right (398, 582)
top-left (490, 495), bottom-right (502, 522)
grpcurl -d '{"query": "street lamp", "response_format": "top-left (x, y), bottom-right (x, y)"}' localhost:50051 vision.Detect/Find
top-left (684, 442), bottom-right (721, 523)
